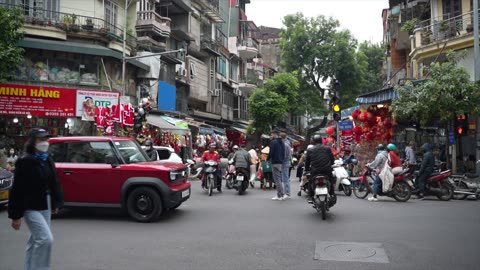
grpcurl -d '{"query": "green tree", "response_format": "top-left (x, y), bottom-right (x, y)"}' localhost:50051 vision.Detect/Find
top-left (263, 72), bottom-right (299, 112)
top-left (0, 7), bottom-right (24, 83)
top-left (248, 87), bottom-right (289, 136)
top-left (392, 52), bottom-right (480, 125)
top-left (356, 41), bottom-right (384, 93)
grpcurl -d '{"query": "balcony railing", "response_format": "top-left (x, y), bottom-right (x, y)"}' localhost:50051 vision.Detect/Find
top-left (0, 3), bottom-right (136, 48)
top-left (414, 10), bottom-right (478, 48)
top-left (136, 10), bottom-right (171, 37)
top-left (201, 37), bottom-right (219, 55)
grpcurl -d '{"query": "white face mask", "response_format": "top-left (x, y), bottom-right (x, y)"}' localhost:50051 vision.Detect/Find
top-left (9, 151), bottom-right (14, 155)
top-left (35, 141), bottom-right (49, 153)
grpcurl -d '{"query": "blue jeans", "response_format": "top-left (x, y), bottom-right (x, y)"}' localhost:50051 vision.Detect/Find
top-left (282, 161), bottom-right (291, 195)
top-left (23, 195), bottom-right (53, 270)
top-left (373, 175), bottom-right (382, 195)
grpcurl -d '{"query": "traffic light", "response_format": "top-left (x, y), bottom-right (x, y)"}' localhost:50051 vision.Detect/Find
top-left (455, 114), bottom-right (468, 136)
top-left (330, 95), bottom-right (341, 121)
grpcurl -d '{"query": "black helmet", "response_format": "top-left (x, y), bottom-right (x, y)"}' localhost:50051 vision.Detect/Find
top-left (313, 134), bottom-right (322, 144)
top-left (377, 144), bottom-right (385, 151)
top-left (145, 140), bottom-right (153, 147)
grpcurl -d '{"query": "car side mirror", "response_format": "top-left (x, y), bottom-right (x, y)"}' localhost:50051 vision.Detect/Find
top-left (105, 155), bottom-right (119, 167)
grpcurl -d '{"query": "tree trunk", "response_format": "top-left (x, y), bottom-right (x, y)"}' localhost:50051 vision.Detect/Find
top-left (302, 116), bottom-right (328, 150)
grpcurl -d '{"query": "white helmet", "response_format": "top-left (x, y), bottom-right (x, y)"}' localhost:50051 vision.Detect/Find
top-left (233, 145), bottom-right (239, 150)
top-left (307, 144), bottom-right (314, 150)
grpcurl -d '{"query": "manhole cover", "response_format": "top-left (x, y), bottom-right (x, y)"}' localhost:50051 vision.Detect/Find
top-left (314, 241), bottom-right (389, 263)
top-left (324, 244), bottom-right (376, 259)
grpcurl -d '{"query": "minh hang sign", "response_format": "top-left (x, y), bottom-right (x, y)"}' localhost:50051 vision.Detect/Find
top-left (0, 83), bottom-right (76, 117)
top-left (75, 90), bottom-right (120, 121)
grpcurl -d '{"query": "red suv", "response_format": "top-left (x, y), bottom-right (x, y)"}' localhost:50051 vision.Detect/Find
top-left (48, 136), bottom-right (191, 222)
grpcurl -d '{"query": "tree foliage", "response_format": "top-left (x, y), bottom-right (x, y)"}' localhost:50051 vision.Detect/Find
top-left (392, 52), bottom-right (480, 126)
top-left (249, 87), bottom-right (289, 135)
top-left (356, 41), bottom-right (384, 94)
top-left (0, 7), bottom-right (24, 82)
top-left (262, 72), bottom-right (299, 112)
top-left (279, 13), bottom-right (361, 113)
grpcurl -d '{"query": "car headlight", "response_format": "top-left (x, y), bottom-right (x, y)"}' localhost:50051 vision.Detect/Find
top-left (169, 170), bottom-right (186, 181)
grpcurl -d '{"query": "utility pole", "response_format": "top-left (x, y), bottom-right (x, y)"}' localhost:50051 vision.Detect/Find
top-left (474, 0), bottom-right (480, 175)
top-left (122, 0), bottom-right (132, 97)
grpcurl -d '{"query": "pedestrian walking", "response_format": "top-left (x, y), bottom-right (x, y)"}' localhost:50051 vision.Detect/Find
top-left (8, 128), bottom-right (64, 270)
top-left (280, 132), bottom-right (292, 199)
top-left (405, 141), bottom-right (417, 165)
top-left (248, 146), bottom-right (259, 187)
top-left (267, 130), bottom-right (285, 200)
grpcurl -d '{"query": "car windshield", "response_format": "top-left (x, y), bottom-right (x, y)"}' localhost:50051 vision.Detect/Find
top-left (114, 140), bottom-right (150, 164)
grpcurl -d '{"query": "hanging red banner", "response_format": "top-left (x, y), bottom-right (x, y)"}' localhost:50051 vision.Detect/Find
top-left (0, 83), bottom-right (76, 117)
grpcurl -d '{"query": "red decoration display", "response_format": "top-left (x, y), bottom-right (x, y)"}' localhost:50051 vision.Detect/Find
top-left (325, 126), bottom-right (335, 136)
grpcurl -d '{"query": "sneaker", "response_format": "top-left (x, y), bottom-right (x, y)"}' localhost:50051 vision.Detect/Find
top-left (368, 196), bottom-right (378, 202)
top-left (297, 191), bottom-right (301, 196)
top-left (272, 195), bottom-right (284, 201)
top-left (249, 181), bottom-right (254, 188)
top-left (217, 188), bottom-right (222, 193)
top-left (282, 194), bottom-right (290, 200)
top-left (416, 194), bottom-right (425, 200)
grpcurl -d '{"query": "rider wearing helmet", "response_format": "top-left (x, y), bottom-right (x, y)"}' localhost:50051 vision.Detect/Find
top-left (144, 139), bottom-right (158, 161)
top-left (297, 144), bottom-right (314, 196)
top-left (304, 135), bottom-right (335, 203)
top-left (386, 143), bottom-right (403, 175)
top-left (366, 144), bottom-right (388, 201)
top-left (201, 143), bottom-right (222, 192)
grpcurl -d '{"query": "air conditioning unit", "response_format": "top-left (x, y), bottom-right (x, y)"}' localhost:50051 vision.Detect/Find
top-left (212, 89), bottom-right (220, 97)
top-left (176, 67), bottom-right (187, 77)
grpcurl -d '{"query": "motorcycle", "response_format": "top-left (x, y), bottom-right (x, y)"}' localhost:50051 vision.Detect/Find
top-left (186, 159), bottom-right (202, 180)
top-left (408, 170), bottom-right (455, 201)
top-left (332, 159), bottom-right (352, 196)
top-left (307, 174), bottom-right (334, 220)
top-left (233, 167), bottom-right (249, 195)
top-left (224, 160), bottom-right (236, 189)
top-left (451, 160), bottom-right (480, 200)
top-left (352, 166), bottom-right (412, 202)
top-left (203, 160), bottom-right (219, 196)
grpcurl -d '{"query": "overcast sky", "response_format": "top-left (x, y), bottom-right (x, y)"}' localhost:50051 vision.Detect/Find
top-left (246, 0), bottom-right (388, 44)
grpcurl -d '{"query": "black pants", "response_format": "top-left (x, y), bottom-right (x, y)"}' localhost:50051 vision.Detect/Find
top-left (416, 171), bottom-right (432, 194)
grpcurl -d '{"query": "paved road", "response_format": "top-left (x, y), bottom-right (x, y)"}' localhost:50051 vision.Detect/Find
top-left (1, 177), bottom-right (480, 270)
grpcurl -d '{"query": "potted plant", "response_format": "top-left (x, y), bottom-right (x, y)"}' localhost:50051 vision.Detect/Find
top-left (69, 14), bottom-right (79, 32)
top-left (401, 18), bottom-right (420, 34)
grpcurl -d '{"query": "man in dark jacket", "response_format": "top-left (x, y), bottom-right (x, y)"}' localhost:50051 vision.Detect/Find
top-left (305, 135), bottom-right (335, 202)
top-left (415, 143), bottom-right (435, 199)
top-left (232, 144), bottom-right (252, 184)
top-left (267, 130), bottom-right (286, 200)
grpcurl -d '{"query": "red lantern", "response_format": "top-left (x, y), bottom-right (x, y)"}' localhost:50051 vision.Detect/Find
top-left (354, 135), bottom-right (361, 143)
top-left (353, 126), bottom-right (363, 135)
top-left (366, 112), bottom-right (375, 123)
top-left (326, 126), bottom-right (335, 136)
top-left (365, 132), bottom-right (375, 142)
top-left (352, 109), bottom-right (361, 120)
top-left (358, 112), bottom-right (367, 122)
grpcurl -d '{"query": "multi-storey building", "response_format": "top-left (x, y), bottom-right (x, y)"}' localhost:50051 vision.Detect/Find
top-left (0, 0), bottom-right (147, 142)
top-left (384, 0), bottom-right (479, 174)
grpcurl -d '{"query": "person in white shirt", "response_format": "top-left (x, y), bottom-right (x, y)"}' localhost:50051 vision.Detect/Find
top-left (248, 146), bottom-right (259, 187)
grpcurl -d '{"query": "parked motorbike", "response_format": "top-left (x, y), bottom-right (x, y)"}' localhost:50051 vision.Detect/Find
top-left (233, 168), bottom-right (249, 195)
top-left (224, 160), bottom-right (236, 189)
top-left (451, 161), bottom-right (480, 200)
top-left (352, 166), bottom-right (412, 202)
top-left (307, 173), bottom-right (334, 220)
top-left (408, 170), bottom-right (455, 201)
top-left (186, 159), bottom-right (202, 179)
top-left (203, 160), bottom-right (219, 196)
top-left (332, 159), bottom-right (352, 196)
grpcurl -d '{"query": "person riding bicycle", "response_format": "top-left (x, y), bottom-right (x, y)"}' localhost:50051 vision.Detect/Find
top-left (304, 135), bottom-right (335, 204)
top-left (231, 144), bottom-right (252, 185)
top-left (367, 144), bottom-right (388, 202)
top-left (201, 143), bottom-right (222, 192)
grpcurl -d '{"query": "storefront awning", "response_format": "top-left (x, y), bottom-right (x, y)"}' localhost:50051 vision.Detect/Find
top-left (212, 127), bottom-right (226, 135)
top-left (160, 115), bottom-right (189, 129)
top-left (18, 38), bottom-right (150, 71)
top-left (230, 126), bottom-right (247, 134)
top-left (356, 87), bottom-right (397, 105)
top-left (147, 114), bottom-right (189, 134)
top-left (341, 106), bottom-right (360, 119)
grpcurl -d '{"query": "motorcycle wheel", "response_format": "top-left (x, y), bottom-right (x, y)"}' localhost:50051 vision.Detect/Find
top-left (226, 176), bottom-right (233, 189)
top-left (342, 185), bottom-right (352, 196)
top-left (453, 180), bottom-right (468, 200)
top-left (320, 201), bottom-right (327, 220)
top-left (353, 182), bottom-right (369, 199)
top-left (392, 181), bottom-right (412, 202)
top-left (437, 180), bottom-right (454, 201)
top-left (208, 175), bottom-right (214, 196)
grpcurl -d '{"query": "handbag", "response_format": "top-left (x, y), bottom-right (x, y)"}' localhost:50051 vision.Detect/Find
top-left (379, 156), bottom-right (394, 193)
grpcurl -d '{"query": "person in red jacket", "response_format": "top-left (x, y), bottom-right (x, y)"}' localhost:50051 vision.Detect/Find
top-left (201, 143), bottom-right (222, 192)
top-left (387, 143), bottom-right (403, 175)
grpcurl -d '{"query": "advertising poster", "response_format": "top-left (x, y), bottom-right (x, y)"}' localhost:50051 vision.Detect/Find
top-left (76, 90), bottom-right (120, 121)
top-left (0, 83), bottom-right (76, 117)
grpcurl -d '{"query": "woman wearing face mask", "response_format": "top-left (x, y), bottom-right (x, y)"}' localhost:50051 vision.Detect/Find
top-left (6, 148), bottom-right (18, 172)
top-left (8, 128), bottom-right (64, 270)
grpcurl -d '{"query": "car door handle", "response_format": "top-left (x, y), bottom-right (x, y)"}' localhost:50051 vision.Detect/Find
top-left (63, 171), bottom-right (74, 175)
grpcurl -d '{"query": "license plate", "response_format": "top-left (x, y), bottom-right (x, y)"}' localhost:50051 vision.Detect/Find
top-left (237, 175), bottom-right (244, 181)
top-left (0, 190), bottom-right (8, 201)
top-left (182, 189), bottom-right (190, 198)
top-left (315, 187), bottom-right (328, 195)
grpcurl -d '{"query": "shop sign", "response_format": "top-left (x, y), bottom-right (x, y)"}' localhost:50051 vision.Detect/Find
top-left (338, 121), bottom-right (353, 131)
top-left (448, 131), bottom-right (455, 145)
top-left (76, 90), bottom-right (119, 121)
top-left (0, 83), bottom-right (76, 117)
